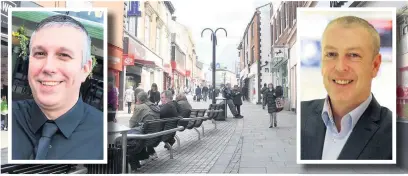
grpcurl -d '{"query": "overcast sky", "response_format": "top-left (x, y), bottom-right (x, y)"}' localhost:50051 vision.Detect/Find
top-left (171, 0), bottom-right (271, 72)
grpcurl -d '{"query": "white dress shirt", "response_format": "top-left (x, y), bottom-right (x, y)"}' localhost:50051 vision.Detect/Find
top-left (321, 94), bottom-right (372, 160)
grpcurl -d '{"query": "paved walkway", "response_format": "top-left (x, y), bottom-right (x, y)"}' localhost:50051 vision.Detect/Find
top-left (118, 95), bottom-right (406, 174)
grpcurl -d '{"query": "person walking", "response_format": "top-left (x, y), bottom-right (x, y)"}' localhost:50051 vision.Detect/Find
top-left (195, 85), bottom-right (202, 102)
top-left (202, 85), bottom-right (209, 102)
top-left (148, 83), bottom-right (161, 105)
top-left (124, 86), bottom-right (135, 114)
top-left (232, 85), bottom-right (243, 117)
top-left (265, 83), bottom-right (276, 127)
top-left (266, 83), bottom-right (284, 128)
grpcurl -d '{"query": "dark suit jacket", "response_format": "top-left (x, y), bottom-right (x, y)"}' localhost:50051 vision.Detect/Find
top-left (301, 95), bottom-right (392, 160)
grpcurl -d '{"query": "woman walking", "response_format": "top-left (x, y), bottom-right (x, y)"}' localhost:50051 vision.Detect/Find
top-left (266, 83), bottom-right (278, 128)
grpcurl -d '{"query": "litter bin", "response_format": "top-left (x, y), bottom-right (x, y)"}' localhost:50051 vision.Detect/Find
top-left (215, 97), bottom-right (227, 121)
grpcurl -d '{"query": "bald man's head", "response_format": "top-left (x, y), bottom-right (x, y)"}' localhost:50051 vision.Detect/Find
top-left (323, 16), bottom-right (381, 57)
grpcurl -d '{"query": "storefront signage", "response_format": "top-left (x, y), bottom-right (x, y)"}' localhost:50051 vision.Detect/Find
top-left (127, 1), bottom-right (141, 17)
top-left (329, 1), bottom-right (347, 7)
top-left (123, 54), bottom-right (135, 66)
top-left (272, 47), bottom-right (288, 68)
top-left (1, 1), bottom-right (20, 31)
top-left (108, 56), bottom-right (121, 64)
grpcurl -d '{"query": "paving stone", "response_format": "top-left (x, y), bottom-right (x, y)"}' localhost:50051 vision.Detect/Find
top-left (239, 167), bottom-right (267, 174)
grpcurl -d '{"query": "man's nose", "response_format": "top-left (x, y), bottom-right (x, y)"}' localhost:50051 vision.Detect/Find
top-left (41, 56), bottom-right (58, 74)
top-left (334, 56), bottom-right (349, 72)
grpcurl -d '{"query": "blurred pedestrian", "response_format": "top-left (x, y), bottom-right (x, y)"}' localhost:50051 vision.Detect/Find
top-left (265, 83), bottom-right (276, 128)
top-left (148, 83), bottom-right (161, 105)
top-left (232, 85), bottom-right (243, 117)
top-left (195, 86), bottom-right (202, 102)
top-left (108, 82), bottom-right (118, 123)
top-left (124, 86), bottom-right (135, 114)
top-left (202, 85), bottom-right (208, 102)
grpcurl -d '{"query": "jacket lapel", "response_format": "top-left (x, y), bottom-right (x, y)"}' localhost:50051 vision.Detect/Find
top-left (337, 96), bottom-right (381, 160)
top-left (304, 100), bottom-right (327, 159)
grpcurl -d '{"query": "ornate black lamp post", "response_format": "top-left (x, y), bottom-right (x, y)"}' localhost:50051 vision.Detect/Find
top-left (201, 28), bottom-right (227, 105)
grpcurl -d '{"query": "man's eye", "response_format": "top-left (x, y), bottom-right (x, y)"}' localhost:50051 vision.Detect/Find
top-left (347, 53), bottom-right (361, 58)
top-left (325, 52), bottom-right (338, 58)
top-left (57, 53), bottom-right (72, 58)
top-left (33, 52), bottom-right (46, 56)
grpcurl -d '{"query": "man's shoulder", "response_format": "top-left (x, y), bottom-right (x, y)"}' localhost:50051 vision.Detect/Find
top-left (13, 99), bottom-right (36, 111)
top-left (135, 103), bottom-right (149, 111)
top-left (301, 99), bottom-right (324, 109)
top-left (377, 105), bottom-right (393, 126)
top-left (82, 103), bottom-right (103, 125)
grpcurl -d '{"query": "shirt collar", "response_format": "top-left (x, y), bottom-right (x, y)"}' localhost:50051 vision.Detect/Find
top-left (30, 97), bottom-right (85, 138)
top-left (321, 94), bottom-right (372, 136)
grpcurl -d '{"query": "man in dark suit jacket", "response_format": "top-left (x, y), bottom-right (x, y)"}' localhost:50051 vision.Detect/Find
top-left (301, 16), bottom-right (392, 160)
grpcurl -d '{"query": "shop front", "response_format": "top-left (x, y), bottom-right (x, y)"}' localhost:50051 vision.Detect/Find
top-left (1, 1), bottom-right (20, 99)
top-left (163, 64), bottom-right (172, 90)
top-left (126, 32), bottom-right (164, 92)
top-left (397, 6), bottom-right (408, 170)
top-left (271, 47), bottom-right (289, 109)
top-left (171, 61), bottom-right (185, 94)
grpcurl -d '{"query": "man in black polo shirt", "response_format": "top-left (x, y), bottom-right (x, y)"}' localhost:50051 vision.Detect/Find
top-left (12, 15), bottom-right (103, 160)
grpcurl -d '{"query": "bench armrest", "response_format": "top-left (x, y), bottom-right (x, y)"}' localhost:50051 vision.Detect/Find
top-left (124, 126), bottom-right (185, 140)
top-left (180, 117), bottom-right (209, 121)
top-left (206, 110), bottom-right (223, 113)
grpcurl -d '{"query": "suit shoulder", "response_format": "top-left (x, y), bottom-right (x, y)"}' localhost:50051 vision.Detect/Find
top-left (83, 103), bottom-right (103, 125)
top-left (301, 99), bottom-right (324, 109)
top-left (379, 106), bottom-right (392, 125)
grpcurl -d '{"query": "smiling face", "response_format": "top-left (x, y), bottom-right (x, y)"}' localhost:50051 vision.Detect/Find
top-left (28, 25), bottom-right (91, 112)
top-left (321, 23), bottom-right (381, 104)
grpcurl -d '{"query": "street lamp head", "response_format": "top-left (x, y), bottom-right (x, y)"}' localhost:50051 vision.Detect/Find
top-left (265, 61), bottom-right (269, 65)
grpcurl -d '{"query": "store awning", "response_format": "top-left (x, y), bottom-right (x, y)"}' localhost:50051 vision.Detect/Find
top-left (173, 69), bottom-right (185, 77)
top-left (163, 64), bottom-right (172, 74)
top-left (135, 59), bottom-right (156, 67)
top-left (12, 11), bottom-right (103, 40)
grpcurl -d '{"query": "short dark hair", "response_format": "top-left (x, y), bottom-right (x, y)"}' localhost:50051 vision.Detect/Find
top-left (29, 14), bottom-right (92, 66)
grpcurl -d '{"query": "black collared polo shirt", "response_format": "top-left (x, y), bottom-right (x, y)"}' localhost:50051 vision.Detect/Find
top-left (12, 98), bottom-right (103, 160)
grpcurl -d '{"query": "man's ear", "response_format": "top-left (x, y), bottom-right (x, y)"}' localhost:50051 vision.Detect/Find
top-left (81, 59), bottom-right (93, 82)
top-left (372, 53), bottom-right (382, 78)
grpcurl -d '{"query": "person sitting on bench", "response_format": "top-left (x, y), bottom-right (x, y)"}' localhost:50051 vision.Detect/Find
top-left (160, 90), bottom-right (179, 150)
top-left (128, 91), bottom-right (160, 170)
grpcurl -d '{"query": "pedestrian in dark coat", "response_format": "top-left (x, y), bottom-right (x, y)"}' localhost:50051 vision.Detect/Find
top-left (265, 83), bottom-right (277, 128)
top-left (148, 83), bottom-right (161, 105)
top-left (232, 85), bottom-right (243, 116)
